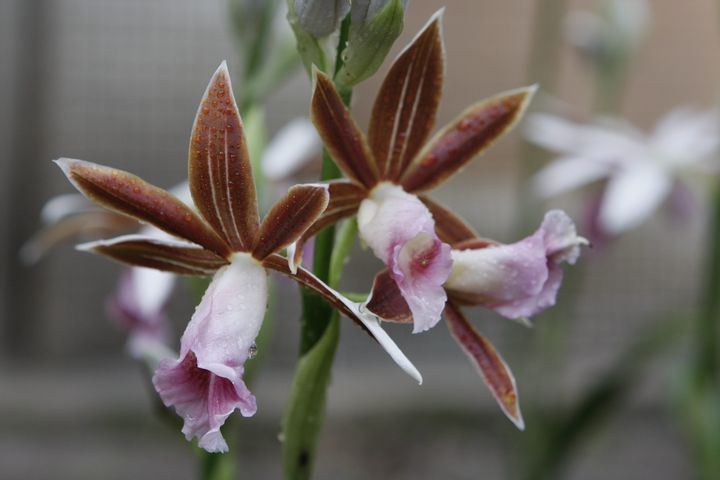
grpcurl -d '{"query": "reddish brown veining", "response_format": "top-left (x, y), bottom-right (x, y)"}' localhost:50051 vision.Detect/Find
top-left (65, 160), bottom-right (231, 257)
top-left (311, 72), bottom-right (379, 189)
top-left (401, 92), bottom-right (529, 193)
top-left (252, 185), bottom-right (329, 261)
top-left (366, 269), bottom-right (413, 323)
top-left (189, 65), bottom-right (259, 252)
top-left (444, 302), bottom-right (521, 424)
top-left (89, 238), bottom-right (229, 275)
top-left (368, 17), bottom-right (444, 181)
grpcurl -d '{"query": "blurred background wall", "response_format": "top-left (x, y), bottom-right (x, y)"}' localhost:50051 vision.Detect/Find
top-left (1, 0), bottom-right (719, 479)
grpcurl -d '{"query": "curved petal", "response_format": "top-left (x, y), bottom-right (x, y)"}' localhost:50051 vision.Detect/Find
top-left (252, 184), bottom-right (329, 260)
top-left (598, 163), bottom-right (672, 235)
top-left (357, 183), bottom-right (452, 332)
top-left (262, 254), bottom-right (422, 384)
top-left (153, 253), bottom-right (267, 452)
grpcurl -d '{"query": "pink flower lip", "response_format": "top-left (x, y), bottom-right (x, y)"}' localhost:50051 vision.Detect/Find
top-left (358, 183), bottom-right (453, 332)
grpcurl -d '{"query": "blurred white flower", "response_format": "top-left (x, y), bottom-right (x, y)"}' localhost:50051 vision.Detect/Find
top-left (527, 108), bottom-right (720, 237)
top-left (261, 117), bottom-right (320, 181)
top-left (565, 0), bottom-right (650, 64)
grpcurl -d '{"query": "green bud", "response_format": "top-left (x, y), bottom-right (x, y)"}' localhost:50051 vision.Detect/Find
top-left (294, 0), bottom-right (350, 37)
top-left (286, 0), bottom-right (339, 74)
top-left (335, 0), bottom-right (407, 88)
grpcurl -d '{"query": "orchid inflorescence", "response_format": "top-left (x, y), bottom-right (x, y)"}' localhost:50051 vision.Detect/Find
top-left (46, 10), bottom-right (586, 453)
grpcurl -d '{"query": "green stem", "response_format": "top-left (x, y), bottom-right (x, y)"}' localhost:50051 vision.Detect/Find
top-left (283, 17), bottom-right (355, 477)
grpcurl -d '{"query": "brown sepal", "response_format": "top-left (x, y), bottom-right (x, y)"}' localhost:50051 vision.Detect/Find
top-left (369, 13), bottom-right (444, 181)
top-left (290, 181), bottom-right (365, 270)
top-left (189, 61), bottom-right (259, 251)
top-left (262, 254), bottom-right (371, 335)
top-left (365, 269), bottom-right (413, 323)
top-left (401, 86), bottom-right (537, 193)
top-left (444, 301), bottom-right (524, 430)
top-left (79, 235), bottom-right (229, 275)
top-left (55, 158), bottom-right (231, 258)
top-left (311, 70), bottom-right (379, 189)
top-left (419, 195), bottom-right (478, 245)
top-left (252, 184), bottom-right (329, 260)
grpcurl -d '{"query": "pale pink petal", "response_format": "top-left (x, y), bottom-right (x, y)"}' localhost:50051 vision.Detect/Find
top-left (153, 253), bottom-right (267, 452)
top-left (107, 268), bottom-right (173, 359)
top-left (445, 210), bottom-right (586, 320)
top-left (357, 183), bottom-right (452, 332)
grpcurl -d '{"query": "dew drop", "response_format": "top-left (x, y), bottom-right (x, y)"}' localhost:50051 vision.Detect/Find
top-left (248, 343), bottom-right (258, 359)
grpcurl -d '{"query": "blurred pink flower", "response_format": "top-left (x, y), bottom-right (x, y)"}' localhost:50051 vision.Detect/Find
top-left (527, 108), bottom-right (719, 238)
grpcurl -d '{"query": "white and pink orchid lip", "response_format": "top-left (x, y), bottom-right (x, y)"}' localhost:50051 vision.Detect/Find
top-left (357, 182), bottom-right (452, 333)
top-left (444, 210), bottom-right (587, 321)
top-left (153, 253), bottom-right (267, 453)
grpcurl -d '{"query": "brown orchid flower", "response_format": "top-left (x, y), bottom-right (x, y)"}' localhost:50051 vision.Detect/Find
top-left (55, 62), bottom-right (420, 452)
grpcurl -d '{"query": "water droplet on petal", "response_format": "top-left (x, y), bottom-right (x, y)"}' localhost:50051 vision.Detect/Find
top-left (248, 343), bottom-right (258, 359)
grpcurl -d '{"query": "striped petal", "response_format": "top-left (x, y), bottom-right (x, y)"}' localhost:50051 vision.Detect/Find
top-left (401, 86), bottom-right (537, 192)
top-left (444, 302), bottom-right (524, 430)
top-left (189, 61), bottom-right (259, 251)
top-left (55, 158), bottom-right (231, 257)
top-left (252, 184), bottom-right (329, 260)
top-left (368, 10), bottom-right (444, 180)
top-left (78, 234), bottom-right (228, 275)
top-left (311, 70), bottom-right (379, 188)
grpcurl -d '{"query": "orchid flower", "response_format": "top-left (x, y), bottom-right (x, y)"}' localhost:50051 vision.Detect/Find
top-left (56, 61), bottom-right (420, 453)
top-left (527, 108), bottom-right (720, 239)
top-left (365, 204), bottom-right (587, 428)
top-left (293, 12), bottom-right (536, 333)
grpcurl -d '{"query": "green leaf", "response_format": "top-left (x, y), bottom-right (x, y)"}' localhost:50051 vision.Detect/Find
top-left (281, 315), bottom-right (340, 480)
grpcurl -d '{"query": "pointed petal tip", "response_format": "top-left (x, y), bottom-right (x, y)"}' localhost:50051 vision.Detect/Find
top-left (510, 410), bottom-right (525, 431)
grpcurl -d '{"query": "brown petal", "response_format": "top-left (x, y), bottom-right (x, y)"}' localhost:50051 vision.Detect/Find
top-left (78, 235), bottom-right (229, 275)
top-left (419, 195), bottom-right (478, 246)
top-left (289, 181), bottom-right (365, 271)
top-left (55, 158), bottom-right (232, 257)
top-left (401, 86), bottom-right (537, 193)
top-left (262, 254), bottom-right (370, 334)
top-left (369, 11), bottom-right (444, 181)
top-left (252, 184), bottom-right (329, 260)
top-left (365, 269), bottom-right (413, 323)
top-left (189, 61), bottom-right (259, 251)
top-left (311, 70), bottom-right (379, 188)
top-left (444, 302), bottom-right (524, 430)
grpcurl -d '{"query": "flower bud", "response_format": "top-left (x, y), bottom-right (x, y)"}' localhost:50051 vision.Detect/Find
top-left (335, 0), bottom-right (408, 88)
top-left (294, 0), bottom-right (350, 37)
